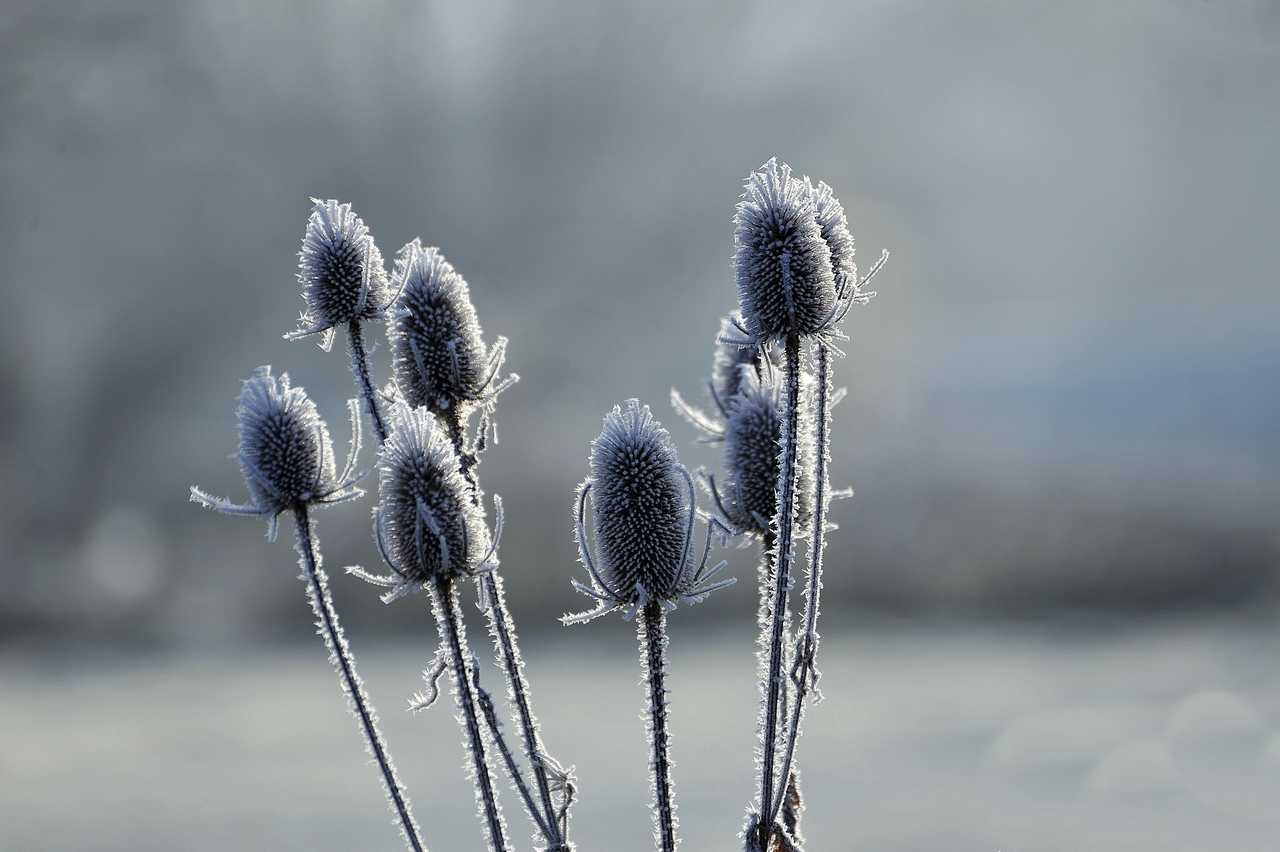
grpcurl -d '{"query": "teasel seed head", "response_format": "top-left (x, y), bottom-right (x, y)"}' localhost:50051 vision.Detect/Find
top-left (190, 366), bottom-right (364, 540)
top-left (388, 240), bottom-right (493, 416)
top-left (566, 400), bottom-right (736, 623)
top-left (589, 400), bottom-right (689, 600)
top-left (375, 403), bottom-right (492, 584)
top-left (716, 379), bottom-right (813, 537)
top-left (288, 200), bottom-right (391, 346)
top-left (810, 179), bottom-right (856, 282)
top-left (734, 158), bottom-right (836, 342)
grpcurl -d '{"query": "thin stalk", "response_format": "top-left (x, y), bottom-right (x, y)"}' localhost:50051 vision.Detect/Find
top-left (481, 570), bottom-right (566, 849)
top-left (639, 600), bottom-right (677, 852)
top-left (756, 333), bottom-right (803, 850)
top-left (444, 407), bottom-right (567, 850)
top-left (468, 655), bottom-right (554, 843)
top-left (347, 320), bottom-right (388, 444)
top-left (770, 343), bottom-right (832, 830)
top-left (293, 507), bottom-right (426, 852)
top-left (430, 574), bottom-right (510, 852)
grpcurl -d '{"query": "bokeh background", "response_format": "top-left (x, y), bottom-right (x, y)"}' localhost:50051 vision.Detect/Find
top-left (3, 1), bottom-right (1280, 850)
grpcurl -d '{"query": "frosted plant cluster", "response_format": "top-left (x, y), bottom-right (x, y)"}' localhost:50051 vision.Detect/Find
top-left (192, 157), bottom-right (882, 852)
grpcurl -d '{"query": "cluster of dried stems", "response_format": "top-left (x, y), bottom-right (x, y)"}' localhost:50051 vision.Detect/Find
top-left (192, 157), bottom-right (883, 852)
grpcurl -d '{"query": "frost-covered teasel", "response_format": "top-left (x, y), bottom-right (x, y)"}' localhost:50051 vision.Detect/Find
top-left (565, 399), bottom-right (734, 624)
top-left (389, 240), bottom-right (516, 421)
top-left (810, 179), bottom-right (856, 283)
top-left (287, 199), bottom-right (392, 347)
top-left (734, 159), bottom-right (837, 342)
top-left (370, 404), bottom-right (495, 593)
top-left (190, 366), bottom-right (364, 540)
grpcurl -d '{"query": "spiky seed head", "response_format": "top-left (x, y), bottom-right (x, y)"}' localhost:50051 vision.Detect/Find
top-left (588, 400), bottom-right (690, 601)
top-left (712, 311), bottom-right (784, 411)
top-left (236, 366), bottom-right (337, 514)
top-left (388, 240), bottom-right (490, 415)
top-left (720, 380), bottom-right (813, 536)
top-left (811, 179), bottom-right (856, 281)
top-left (734, 158), bottom-right (836, 341)
top-left (296, 199), bottom-right (391, 331)
top-left (377, 404), bottom-right (489, 583)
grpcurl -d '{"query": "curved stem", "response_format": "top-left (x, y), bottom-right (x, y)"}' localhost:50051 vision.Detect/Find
top-left (756, 333), bottom-right (802, 850)
top-left (640, 600), bottom-right (677, 852)
top-left (347, 320), bottom-right (388, 445)
top-left (430, 575), bottom-right (509, 852)
top-left (293, 507), bottom-right (426, 852)
top-left (770, 343), bottom-right (832, 831)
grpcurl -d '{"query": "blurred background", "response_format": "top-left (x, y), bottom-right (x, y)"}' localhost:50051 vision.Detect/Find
top-left (3, 1), bottom-right (1280, 850)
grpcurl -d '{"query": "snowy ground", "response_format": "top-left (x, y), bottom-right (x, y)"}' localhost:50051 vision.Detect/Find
top-left (4, 616), bottom-right (1280, 851)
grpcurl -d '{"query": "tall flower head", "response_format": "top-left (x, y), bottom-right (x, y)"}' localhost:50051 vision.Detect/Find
top-left (566, 400), bottom-right (734, 623)
top-left (716, 378), bottom-right (814, 538)
top-left (190, 366), bottom-right (364, 540)
top-left (810, 179), bottom-right (856, 282)
top-left (288, 200), bottom-right (391, 346)
top-left (734, 159), bottom-right (836, 342)
top-left (389, 240), bottom-right (501, 417)
top-left (375, 404), bottom-right (492, 585)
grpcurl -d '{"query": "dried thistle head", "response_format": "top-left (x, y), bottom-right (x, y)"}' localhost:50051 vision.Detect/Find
top-left (713, 378), bottom-right (814, 538)
top-left (388, 240), bottom-right (512, 419)
top-left (810, 179), bottom-right (855, 282)
top-left (734, 159), bottom-right (836, 342)
top-left (190, 366), bottom-right (364, 540)
top-left (288, 199), bottom-right (391, 347)
top-left (566, 400), bottom-right (734, 624)
top-left (374, 403), bottom-right (492, 585)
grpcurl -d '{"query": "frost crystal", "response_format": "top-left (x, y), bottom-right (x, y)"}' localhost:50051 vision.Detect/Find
top-left (734, 158), bottom-right (836, 341)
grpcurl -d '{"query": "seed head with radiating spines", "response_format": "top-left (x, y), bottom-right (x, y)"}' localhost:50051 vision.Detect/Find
top-left (376, 404), bottom-right (491, 584)
top-left (291, 200), bottom-right (391, 340)
top-left (811, 179), bottom-right (856, 282)
top-left (734, 158), bottom-right (836, 341)
top-left (718, 379), bottom-right (813, 537)
top-left (588, 400), bottom-right (692, 601)
top-left (388, 240), bottom-right (491, 415)
top-left (190, 366), bottom-right (364, 540)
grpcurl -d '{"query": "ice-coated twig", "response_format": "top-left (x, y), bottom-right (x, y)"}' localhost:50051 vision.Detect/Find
top-left (294, 507), bottom-right (426, 852)
top-left (640, 600), bottom-right (677, 852)
top-left (429, 574), bottom-right (510, 852)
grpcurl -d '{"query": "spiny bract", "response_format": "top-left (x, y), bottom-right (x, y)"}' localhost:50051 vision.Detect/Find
top-left (589, 399), bottom-right (691, 601)
top-left (389, 239), bottom-right (490, 415)
top-left (292, 199), bottom-right (390, 338)
top-left (377, 404), bottom-right (491, 583)
top-left (734, 158), bottom-right (836, 341)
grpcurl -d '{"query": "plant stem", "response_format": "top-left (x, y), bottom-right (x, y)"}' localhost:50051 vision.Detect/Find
top-left (293, 507), bottom-right (426, 852)
top-left (756, 333), bottom-right (802, 850)
top-left (443, 407), bottom-right (567, 850)
top-left (639, 600), bottom-right (677, 852)
top-left (770, 342), bottom-right (832, 830)
top-left (481, 570), bottom-right (566, 848)
top-left (347, 319), bottom-right (388, 445)
top-left (430, 574), bottom-right (509, 852)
